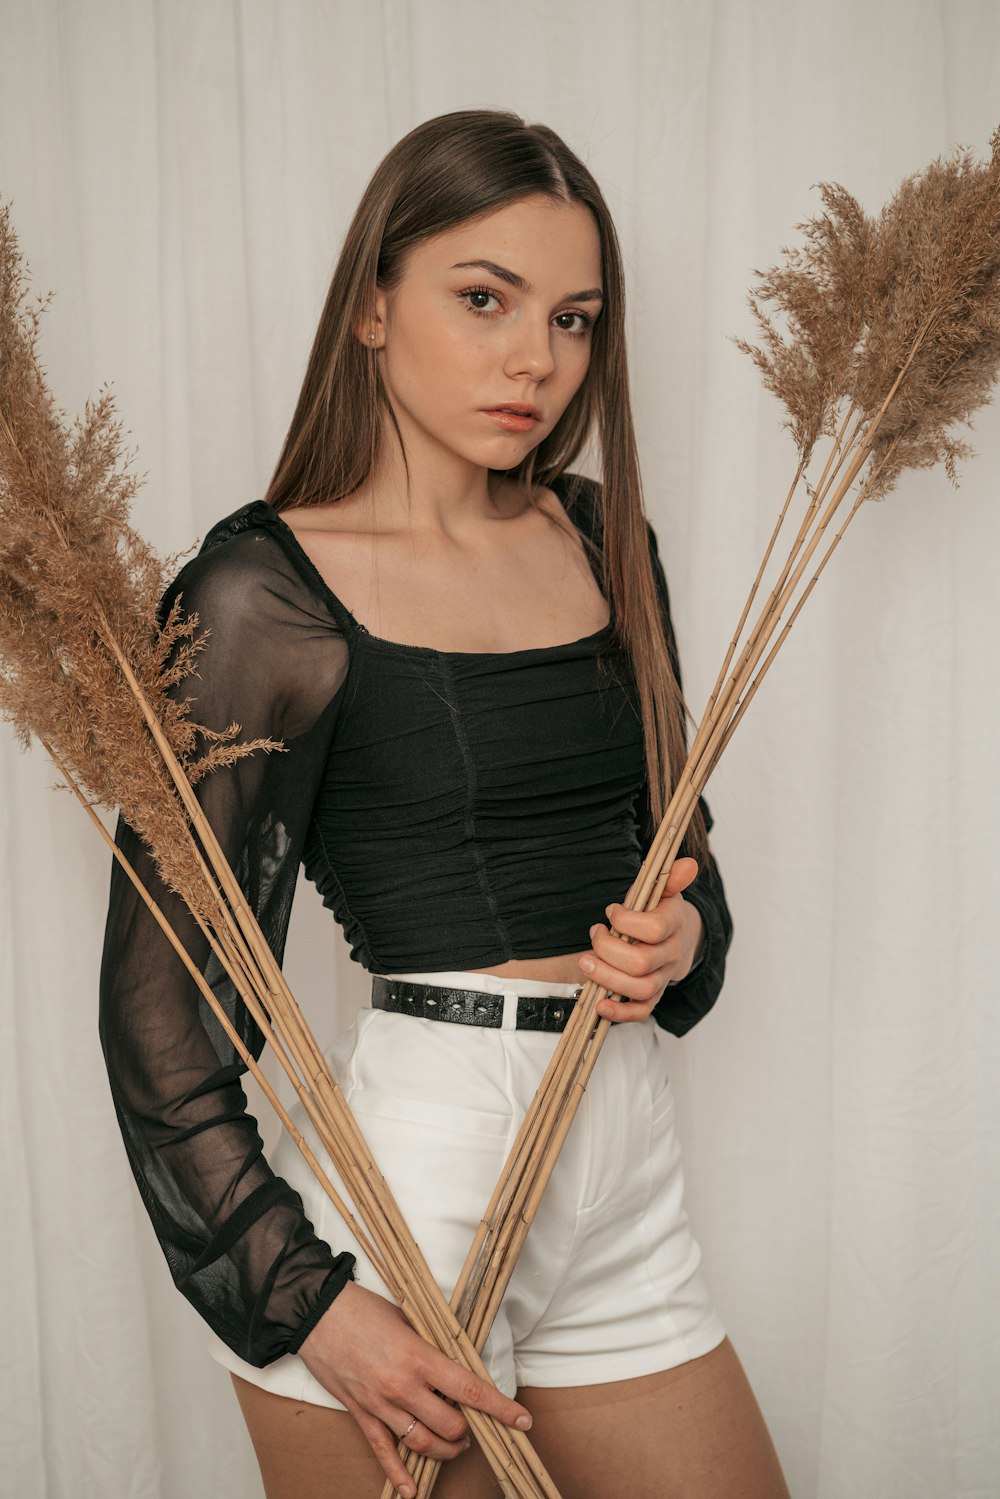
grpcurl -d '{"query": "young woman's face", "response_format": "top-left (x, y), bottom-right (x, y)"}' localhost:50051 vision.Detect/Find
top-left (369, 193), bottom-right (603, 474)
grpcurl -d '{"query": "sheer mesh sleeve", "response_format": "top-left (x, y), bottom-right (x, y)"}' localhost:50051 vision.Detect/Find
top-left (98, 509), bottom-right (356, 1367)
top-left (639, 519), bottom-right (735, 1038)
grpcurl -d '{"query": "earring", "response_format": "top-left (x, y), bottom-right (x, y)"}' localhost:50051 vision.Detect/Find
top-left (368, 331), bottom-right (376, 342)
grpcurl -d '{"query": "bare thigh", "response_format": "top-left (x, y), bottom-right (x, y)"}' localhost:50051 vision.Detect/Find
top-left (232, 1339), bottom-right (788, 1499)
top-left (518, 1338), bottom-right (790, 1499)
top-left (230, 1374), bottom-right (501, 1499)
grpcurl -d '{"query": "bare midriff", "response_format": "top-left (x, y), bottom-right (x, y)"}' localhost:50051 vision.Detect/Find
top-left (469, 950), bottom-right (588, 987)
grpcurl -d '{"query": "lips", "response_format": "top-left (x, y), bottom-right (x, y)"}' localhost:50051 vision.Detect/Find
top-left (485, 403), bottom-right (542, 420)
top-left (483, 408), bottom-right (540, 432)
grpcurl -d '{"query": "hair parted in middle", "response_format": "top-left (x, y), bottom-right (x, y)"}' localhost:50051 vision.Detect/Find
top-left (264, 106), bottom-right (709, 870)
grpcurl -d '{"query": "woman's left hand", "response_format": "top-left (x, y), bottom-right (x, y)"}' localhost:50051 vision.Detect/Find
top-left (578, 857), bottom-right (705, 1023)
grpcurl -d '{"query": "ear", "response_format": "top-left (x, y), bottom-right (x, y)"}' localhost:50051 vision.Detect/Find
top-left (354, 286), bottom-right (388, 349)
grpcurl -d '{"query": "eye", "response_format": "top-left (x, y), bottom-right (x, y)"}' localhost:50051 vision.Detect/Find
top-left (553, 310), bottom-right (594, 337)
top-left (457, 286), bottom-right (594, 339)
top-left (458, 285), bottom-right (505, 317)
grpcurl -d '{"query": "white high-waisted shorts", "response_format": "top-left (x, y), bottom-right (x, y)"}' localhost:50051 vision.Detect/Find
top-left (207, 969), bottom-right (726, 1405)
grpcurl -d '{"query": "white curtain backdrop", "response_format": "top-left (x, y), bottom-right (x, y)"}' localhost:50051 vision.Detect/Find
top-left (2, 3), bottom-right (998, 1496)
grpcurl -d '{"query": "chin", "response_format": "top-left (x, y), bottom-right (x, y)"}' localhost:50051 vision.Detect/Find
top-left (459, 442), bottom-right (524, 474)
top-left (486, 438), bottom-right (545, 473)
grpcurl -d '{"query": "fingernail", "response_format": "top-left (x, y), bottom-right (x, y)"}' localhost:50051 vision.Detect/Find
top-left (605, 905), bottom-right (614, 919)
top-left (401, 1486), bottom-right (416, 1498)
top-left (580, 957), bottom-right (594, 973)
top-left (516, 1414), bottom-right (532, 1431)
top-left (462, 1437), bottom-right (471, 1451)
top-left (589, 923), bottom-right (599, 938)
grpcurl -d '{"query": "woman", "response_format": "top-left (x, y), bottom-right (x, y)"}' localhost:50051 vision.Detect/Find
top-left (99, 109), bottom-right (790, 1498)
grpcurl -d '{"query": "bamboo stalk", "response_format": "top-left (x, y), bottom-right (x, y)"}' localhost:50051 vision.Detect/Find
top-left (708, 436), bottom-right (899, 772)
top-left (35, 344), bottom-right (941, 1499)
top-left (700, 402), bottom-right (857, 741)
top-left (398, 347), bottom-right (939, 1499)
top-left (46, 706), bottom-right (560, 1497)
top-left (7, 135), bottom-right (998, 1498)
top-left (49, 743), bottom-right (388, 1263)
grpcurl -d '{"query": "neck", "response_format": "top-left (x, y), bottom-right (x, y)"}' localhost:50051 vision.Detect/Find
top-left (361, 428), bottom-right (525, 537)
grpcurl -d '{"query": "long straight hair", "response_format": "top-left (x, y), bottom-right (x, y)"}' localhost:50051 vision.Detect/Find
top-left (264, 108), bottom-right (709, 871)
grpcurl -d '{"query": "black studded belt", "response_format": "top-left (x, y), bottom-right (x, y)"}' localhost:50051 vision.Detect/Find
top-left (370, 976), bottom-right (579, 1032)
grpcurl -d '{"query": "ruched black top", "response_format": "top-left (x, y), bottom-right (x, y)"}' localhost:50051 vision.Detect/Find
top-left (98, 470), bottom-right (733, 1368)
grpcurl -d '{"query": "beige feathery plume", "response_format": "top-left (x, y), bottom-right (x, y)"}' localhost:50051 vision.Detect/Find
top-left (0, 203), bottom-right (281, 916)
top-left (0, 201), bottom-right (561, 1499)
top-left (5, 117), bottom-right (1000, 1499)
top-left (399, 124), bottom-right (1000, 1499)
top-left (736, 128), bottom-right (1000, 495)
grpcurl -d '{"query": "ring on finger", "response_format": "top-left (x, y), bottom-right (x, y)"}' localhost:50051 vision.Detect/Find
top-left (401, 1416), bottom-right (419, 1440)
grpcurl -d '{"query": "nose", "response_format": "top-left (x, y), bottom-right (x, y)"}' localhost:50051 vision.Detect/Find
top-left (503, 314), bottom-right (557, 381)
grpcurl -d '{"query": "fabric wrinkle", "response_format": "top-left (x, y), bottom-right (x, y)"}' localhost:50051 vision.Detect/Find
top-left (98, 471), bottom-right (733, 1371)
top-left (206, 974), bottom-right (725, 1406)
top-left (436, 649), bottom-right (515, 963)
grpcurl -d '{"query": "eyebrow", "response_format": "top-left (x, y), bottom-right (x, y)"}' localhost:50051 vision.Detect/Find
top-left (450, 259), bottom-right (605, 304)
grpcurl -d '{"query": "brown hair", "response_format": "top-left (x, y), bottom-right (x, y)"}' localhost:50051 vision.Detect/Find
top-left (264, 107), bottom-right (709, 871)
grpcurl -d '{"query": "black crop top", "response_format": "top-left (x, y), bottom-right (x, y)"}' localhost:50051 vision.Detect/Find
top-left (98, 471), bottom-right (733, 1367)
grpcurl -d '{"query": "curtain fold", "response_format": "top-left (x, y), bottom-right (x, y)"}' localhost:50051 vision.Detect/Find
top-left (2, 3), bottom-right (997, 1494)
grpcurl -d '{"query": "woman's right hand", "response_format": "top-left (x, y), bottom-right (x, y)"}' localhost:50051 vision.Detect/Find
top-left (298, 1281), bottom-right (533, 1497)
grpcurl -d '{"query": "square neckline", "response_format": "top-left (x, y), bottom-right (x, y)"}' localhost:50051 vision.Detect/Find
top-left (262, 474), bottom-right (615, 661)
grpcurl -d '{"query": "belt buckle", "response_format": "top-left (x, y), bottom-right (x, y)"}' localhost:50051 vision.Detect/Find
top-left (513, 987), bottom-right (580, 1032)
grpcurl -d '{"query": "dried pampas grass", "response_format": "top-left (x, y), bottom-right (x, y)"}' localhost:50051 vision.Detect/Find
top-left (0, 204), bottom-right (279, 914)
top-left (739, 128), bottom-right (1000, 496)
top-left (400, 123), bottom-right (1000, 1499)
top-left (0, 200), bottom-right (561, 1499)
top-left (4, 120), bottom-right (1000, 1499)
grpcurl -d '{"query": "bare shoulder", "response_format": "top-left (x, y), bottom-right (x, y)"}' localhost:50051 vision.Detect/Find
top-left (275, 493), bottom-right (378, 598)
top-left (532, 480), bottom-right (570, 524)
top-left (530, 478), bottom-right (599, 560)
top-left (278, 489), bottom-right (372, 539)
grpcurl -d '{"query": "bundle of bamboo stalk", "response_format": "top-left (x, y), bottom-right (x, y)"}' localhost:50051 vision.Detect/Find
top-left (386, 127), bottom-right (1000, 1498)
top-left (2, 125), bottom-right (999, 1499)
top-left (0, 203), bottom-right (558, 1499)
